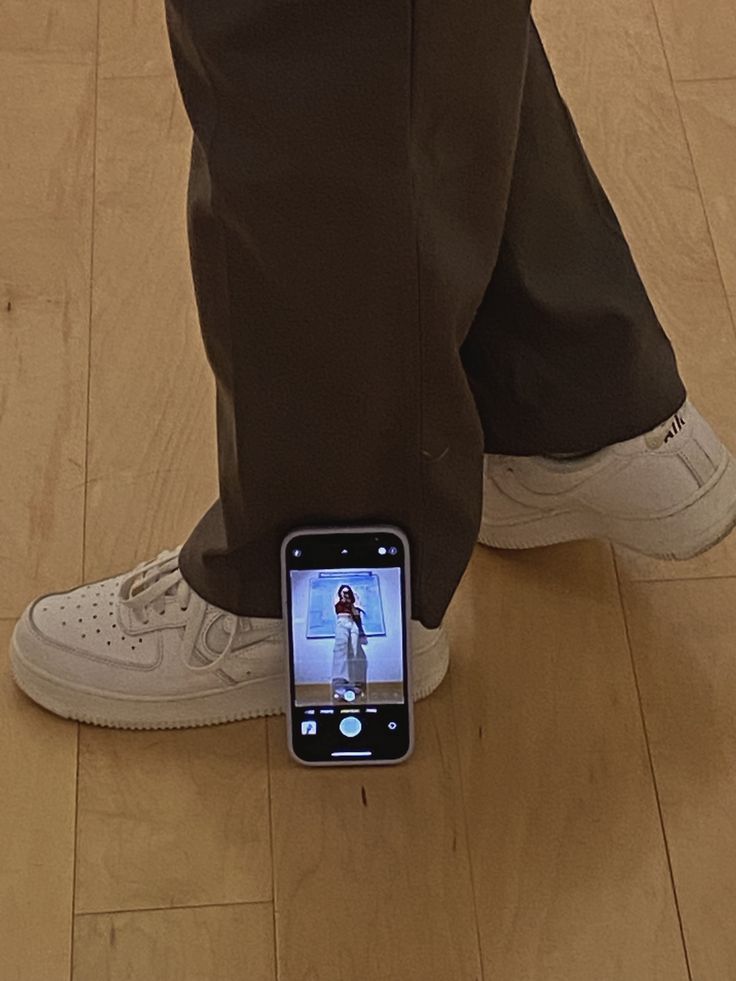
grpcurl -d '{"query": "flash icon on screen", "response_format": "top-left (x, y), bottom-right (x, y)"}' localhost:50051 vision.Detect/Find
top-left (301, 720), bottom-right (317, 735)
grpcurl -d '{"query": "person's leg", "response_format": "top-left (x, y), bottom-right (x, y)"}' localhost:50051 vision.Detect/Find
top-left (331, 619), bottom-right (350, 694)
top-left (164, 0), bottom-right (533, 630)
top-left (459, 17), bottom-right (687, 458)
top-left (346, 620), bottom-right (367, 688)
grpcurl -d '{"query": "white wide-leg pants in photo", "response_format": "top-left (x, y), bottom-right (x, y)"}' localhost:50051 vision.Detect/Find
top-left (331, 614), bottom-right (367, 689)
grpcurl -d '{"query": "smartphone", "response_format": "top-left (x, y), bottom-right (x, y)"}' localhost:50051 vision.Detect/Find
top-left (280, 523), bottom-right (414, 767)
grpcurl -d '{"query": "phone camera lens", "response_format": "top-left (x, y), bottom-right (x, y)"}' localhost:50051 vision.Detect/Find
top-left (292, 548), bottom-right (301, 557)
top-left (389, 546), bottom-right (397, 555)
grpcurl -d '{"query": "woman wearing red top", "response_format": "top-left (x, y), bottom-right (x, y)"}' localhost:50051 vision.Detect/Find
top-left (331, 584), bottom-right (368, 702)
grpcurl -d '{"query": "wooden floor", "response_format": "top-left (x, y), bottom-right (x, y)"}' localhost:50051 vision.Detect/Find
top-left (2, 0), bottom-right (736, 978)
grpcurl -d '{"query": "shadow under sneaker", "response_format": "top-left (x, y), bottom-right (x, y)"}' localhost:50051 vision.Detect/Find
top-left (479, 398), bottom-right (736, 560)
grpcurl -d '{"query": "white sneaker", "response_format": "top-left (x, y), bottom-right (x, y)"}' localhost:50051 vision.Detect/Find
top-left (9, 545), bottom-right (448, 730)
top-left (478, 398), bottom-right (736, 560)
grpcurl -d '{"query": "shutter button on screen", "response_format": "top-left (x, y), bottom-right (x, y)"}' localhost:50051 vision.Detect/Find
top-left (339, 716), bottom-right (362, 738)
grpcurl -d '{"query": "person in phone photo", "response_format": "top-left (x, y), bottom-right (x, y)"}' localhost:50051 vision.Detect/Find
top-left (331, 584), bottom-right (368, 702)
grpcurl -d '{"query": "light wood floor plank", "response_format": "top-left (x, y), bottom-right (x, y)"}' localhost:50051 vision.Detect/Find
top-left (75, 723), bottom-right (273, 913)
top-left (676, 79), bottom-right (736, 298)
top-left (1, 0), bottom-right (97, 58)
top-left (0, 621), bottom-right (78, 981)
top-left (0, 50), bottom-right (95, 619)
top-left (1, 7), bottom-right (96, 975)
top-left (653, 0), bottom-right (736, 81)
top-left (99, 0), bottom-right (172, 80)
top-left (449, 544), bottom-right (690, 979)
top-left (73, 903), bottom-right (276, 981)
top-left (620, 576), bottom-right (736, 978)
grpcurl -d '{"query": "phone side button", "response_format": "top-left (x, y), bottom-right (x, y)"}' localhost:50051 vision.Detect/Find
top-left (339, 716), bottom-right (362, 738)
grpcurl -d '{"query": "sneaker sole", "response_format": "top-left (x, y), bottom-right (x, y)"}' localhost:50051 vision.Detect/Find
top-left (9, 618), bottom-right (449, 731)
top-left (478, 445), bottom-right (736, 560)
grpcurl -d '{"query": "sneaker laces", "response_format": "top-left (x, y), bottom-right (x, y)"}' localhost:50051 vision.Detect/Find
top-left (118, 546), bottom-right (240, 674)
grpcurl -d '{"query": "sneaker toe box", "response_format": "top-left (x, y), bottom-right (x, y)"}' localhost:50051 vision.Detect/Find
top-left (10, 581), bottom-right (152, 691)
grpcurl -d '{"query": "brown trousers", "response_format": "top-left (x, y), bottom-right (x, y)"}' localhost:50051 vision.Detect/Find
top-left (164, 1), bottom-right (687, 630)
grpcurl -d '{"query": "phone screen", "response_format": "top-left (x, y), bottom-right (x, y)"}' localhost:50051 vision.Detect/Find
top-left (281, 525), bottom-right (413, 766)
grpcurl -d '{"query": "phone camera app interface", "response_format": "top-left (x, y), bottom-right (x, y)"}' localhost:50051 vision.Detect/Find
top-left (289, 564), bottom-right (405, 710)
